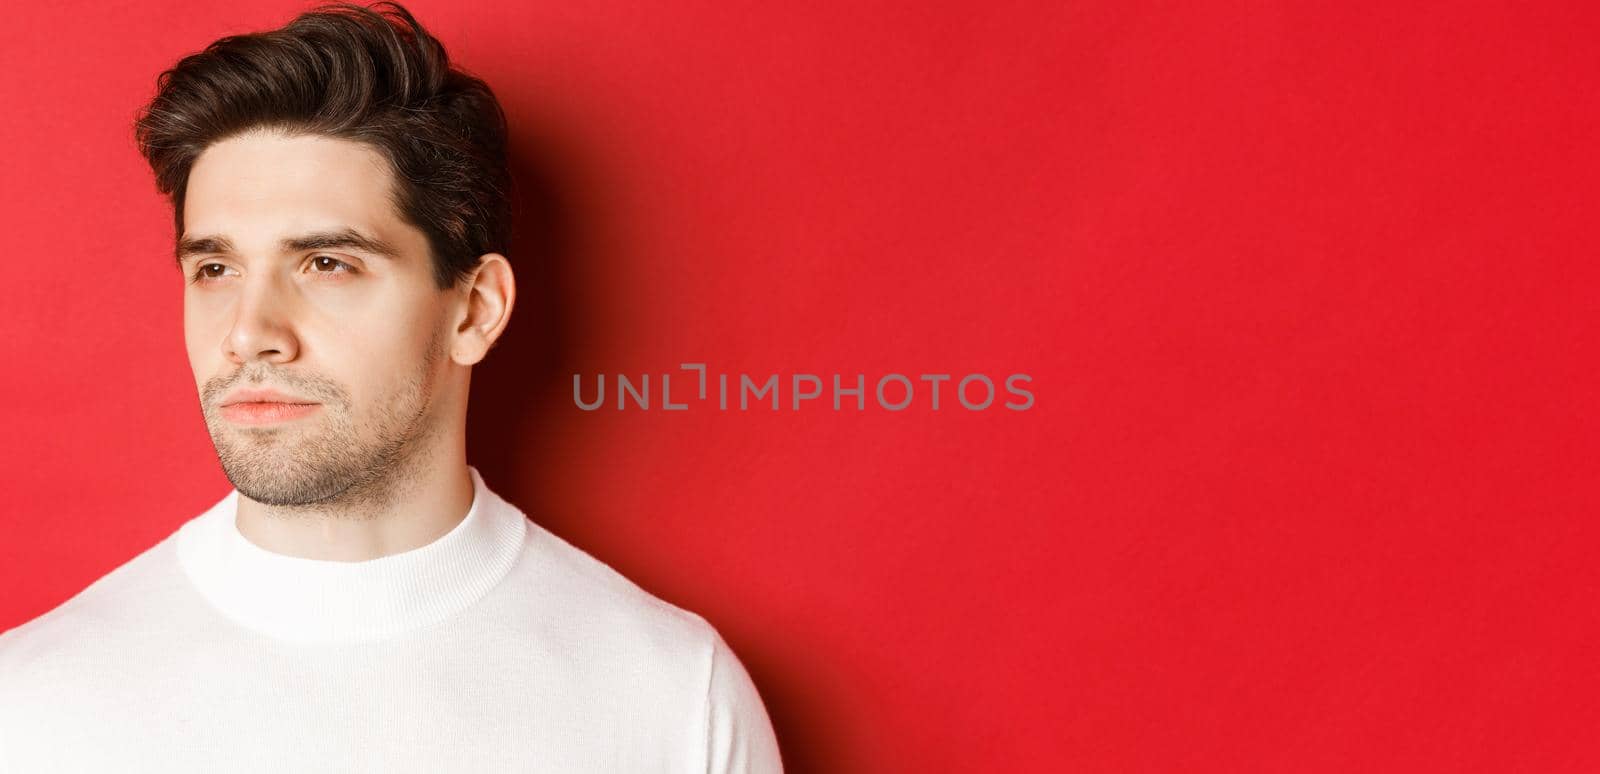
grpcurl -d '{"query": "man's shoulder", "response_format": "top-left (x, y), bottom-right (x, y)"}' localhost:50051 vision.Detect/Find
top-left (500, 518), bottom-right (785, 772)
top-left (0, 526), bottom-right (190, 678)
top-left (501, 517), bottom-right (723, 662)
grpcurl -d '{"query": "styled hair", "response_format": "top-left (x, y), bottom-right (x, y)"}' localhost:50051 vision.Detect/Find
top-left (133, 1), bottom-right (511, 290)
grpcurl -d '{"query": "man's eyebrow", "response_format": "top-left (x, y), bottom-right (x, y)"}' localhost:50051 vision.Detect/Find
top-left (174, 235), bottom-right (234, 267)
top-left (174, 228), bottom-right (400, 268)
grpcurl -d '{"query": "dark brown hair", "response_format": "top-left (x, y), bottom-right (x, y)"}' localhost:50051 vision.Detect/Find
top-left (133, 1), bottom-right (511, 290)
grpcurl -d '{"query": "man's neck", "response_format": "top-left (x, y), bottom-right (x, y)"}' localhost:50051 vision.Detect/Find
top-left (234, 458), bottom-right (475, 562)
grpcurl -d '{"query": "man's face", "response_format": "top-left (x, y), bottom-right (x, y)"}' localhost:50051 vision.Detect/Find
top-left (181, 130), bottom-right (451, 508)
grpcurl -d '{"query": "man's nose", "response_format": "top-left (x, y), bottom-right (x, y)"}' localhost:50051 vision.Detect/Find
top-left (224, 274), bottom-right (299, 365)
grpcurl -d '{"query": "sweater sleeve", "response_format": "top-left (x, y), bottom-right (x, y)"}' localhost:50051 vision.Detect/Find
top-left (702, 630), bottom-right (784, 774)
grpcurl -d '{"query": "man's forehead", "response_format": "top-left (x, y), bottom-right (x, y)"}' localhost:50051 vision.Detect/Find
top-left (180, 133), bottom-right (413, 259)
top-left (185, 132), bottom-right (398, 217)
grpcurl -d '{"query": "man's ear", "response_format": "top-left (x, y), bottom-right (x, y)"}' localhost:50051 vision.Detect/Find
top-left (450, 253), bottom-right (514, 366)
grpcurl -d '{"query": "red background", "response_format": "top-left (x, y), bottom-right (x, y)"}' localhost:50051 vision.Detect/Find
top-left (3, 1), bottom-right (1597, 771)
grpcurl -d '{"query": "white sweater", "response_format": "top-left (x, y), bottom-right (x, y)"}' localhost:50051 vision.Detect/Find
top-left (0, 466), bottom-right (784, 773)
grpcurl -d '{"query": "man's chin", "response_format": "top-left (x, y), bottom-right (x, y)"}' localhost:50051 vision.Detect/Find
top-left (219, 457), bottom-right (341, 504)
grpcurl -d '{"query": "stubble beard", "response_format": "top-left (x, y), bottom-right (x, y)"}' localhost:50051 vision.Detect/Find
top-left (200, 332), bottom-right (445, 517)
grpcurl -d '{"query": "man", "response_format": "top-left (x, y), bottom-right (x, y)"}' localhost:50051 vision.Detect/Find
top-left (0, 2), bottom-right (783, 772)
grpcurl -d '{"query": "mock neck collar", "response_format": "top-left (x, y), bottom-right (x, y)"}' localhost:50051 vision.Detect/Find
top-left (176, 465), bottom-right (528, 644)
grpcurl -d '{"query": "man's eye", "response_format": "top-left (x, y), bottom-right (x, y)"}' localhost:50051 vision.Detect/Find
top-left (189, 263), bottom-right (234, 283)
top-left (186, 256), bottom-right (355, 285)
top-left (309, 255), bottom-right (355, 274)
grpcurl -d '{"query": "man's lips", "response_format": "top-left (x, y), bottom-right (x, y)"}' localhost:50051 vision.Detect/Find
top-left (219, 400), bottom-right (322, 425)
top-left (216, 385), bottom-right (323, 425)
